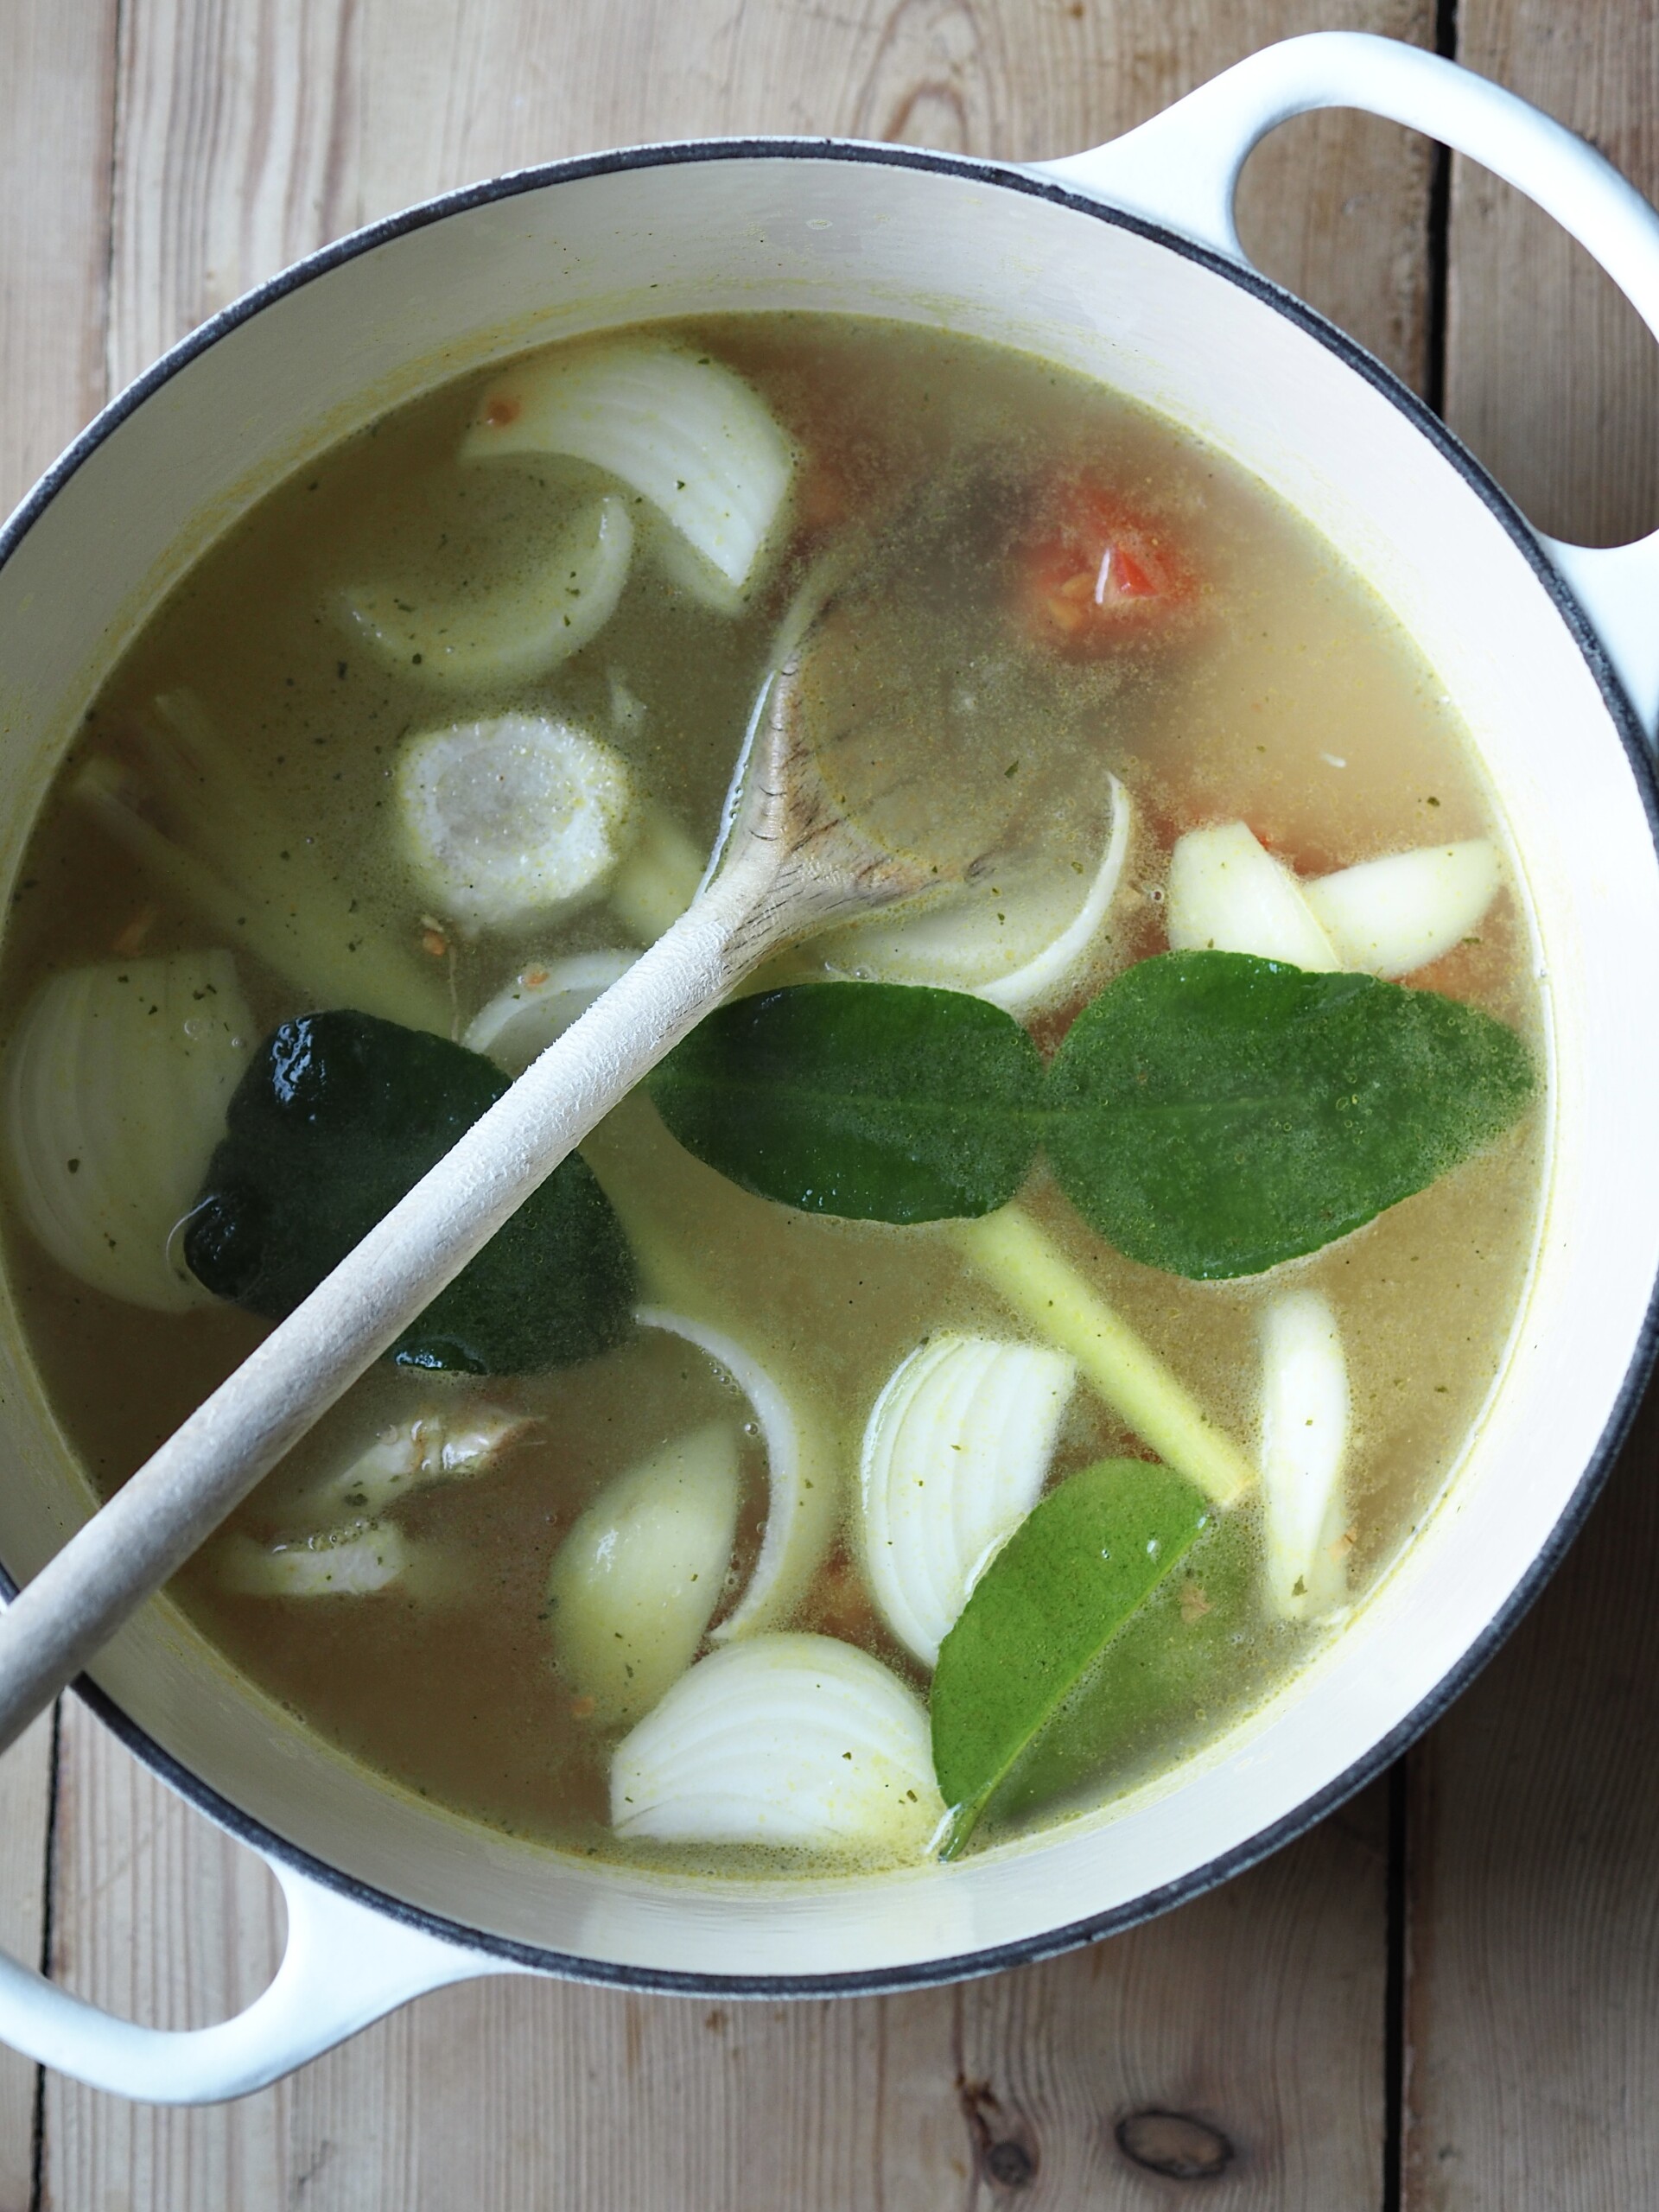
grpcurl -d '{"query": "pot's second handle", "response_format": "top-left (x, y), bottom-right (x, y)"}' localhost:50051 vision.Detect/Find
top-left (1033, 30), bottom-right (1659, 739)
top-left (0, 1849), bottom-right (507, 2102)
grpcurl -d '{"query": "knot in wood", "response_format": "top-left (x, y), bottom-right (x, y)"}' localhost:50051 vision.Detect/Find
top-left (984, 2139), bottom-right (1036, 2189)
top-left (1116, 2108), bottom-right (1234, 2180)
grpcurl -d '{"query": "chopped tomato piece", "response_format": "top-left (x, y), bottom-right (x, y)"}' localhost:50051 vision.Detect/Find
top-left (1016, 480), bottom-right (1197, 649)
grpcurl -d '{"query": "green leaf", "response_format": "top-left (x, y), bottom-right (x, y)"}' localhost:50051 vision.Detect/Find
top-left (1045, 951), bottom-right (1535, 1277)
top-left (648, 982), bottom-right (1044, 1223)
top-left (183, 1010), bottom-right (635, 1372)
top-left (982, 1503), bottom-right (1256, 1834)
top-left (930, 1458), bottom-right (1211, 1853)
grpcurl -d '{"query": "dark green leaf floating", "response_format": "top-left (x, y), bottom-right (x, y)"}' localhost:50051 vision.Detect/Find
top-left (930, 1458), bottom-right (1211, 1853)
top-left (647, 954), bottom-right (1534, 1276)
top-left (1045, 952), bottom-right (1535, 1277)
top-left (650, 981), bottom-right (1045, 1223)
top-left (183, 1010), bottom-right (634, 1373)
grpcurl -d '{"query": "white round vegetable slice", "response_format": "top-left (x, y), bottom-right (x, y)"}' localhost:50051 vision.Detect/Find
top-left (395, 713), bottom-right (636, 938)
top-left (462, 342), bottom-right (794, 590)
top-left (2, 950), bottom-right (253, 1313)
top-left (638, 1306), bottom-right (836, 1639)
top-left (464, 950), bottom-right (639, 1075)
top-left (823, 777), bottom-right (1133, 1016)
top-left (342, 493), bottom-right (633, 687)
top-left (545, 1420), bottom-right (741, 1725)
top-left (1166, 822), bottom-right (1342, 970)
top-left (1303, 839), bottom-right (1500, 978)
top-left (218, 1522), bottom-right (410, 1599)
top-left (858, 1332), bottom-right (1078, 1667)
top-left (1260, 1287), bottom-right (1351, 1622)
top-left (611, 1632), bottom-right (944, 1858)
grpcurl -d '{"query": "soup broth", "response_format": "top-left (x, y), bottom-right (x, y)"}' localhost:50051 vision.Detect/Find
top-left (0, 315), bottom-right (1543, 1870)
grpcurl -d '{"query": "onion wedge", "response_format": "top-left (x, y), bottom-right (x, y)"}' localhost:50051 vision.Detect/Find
top-left (342, 493), bottom-right (633, 687)
top-left (1304, 840), bottom-right (1500, 978)
top-left (1166, 822), bottom-right (1342, 970)
top-left (464, 950), bottom-right (639, 1075)
top-left (611, 1632), bottom-right (944, 1857)
top-left (3, 951), bottom-right (253, 1312)
top-left (822, 777), bottom-right (1132, 1016)
top-left (638, 1306), bottom-right (837, 1639)
top-left (546, 1421), bottom-right (741, 1724)
top-left (1260, 1287), bottom-right (1351, 1622)
top-left (859, 1333), bottom-right (1077, 1666)
top-left (463, 341), bottom-right (794, 594)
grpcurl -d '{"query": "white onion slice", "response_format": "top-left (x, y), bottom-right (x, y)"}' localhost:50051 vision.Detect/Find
top-left (637, 1306), bottom-right (836, 1640)
top-left (395, 713), bottom-right (636, 938)
top-left (464, 950), bottom-right (639, 1075)
top-left (342, 494), bottom-right (632, 688)
top-left (858, 1333), bottom-right (1077, 1667)
top-left (822, 778), bottom-right (1132, 1016)
top-left (1260, 1287), bottom-right (1351, 1622)
top-left (2, 951), bottom-right (253, 1313)
top-left (302, 1404), bottom-right (531, 1521)
top-left (1166, 822), bottom-right (1342, 970)
top-left (218, 1522), bottom-right (410, 1599)
top-left (463, 342), bottom-right (794, 591)
top-left (611, 1632), bottom-right (944, 1858)
top-left (1304, 840), bottom-right (1500, 978)
top-left (545, 1421), bottom-right (741, 1724)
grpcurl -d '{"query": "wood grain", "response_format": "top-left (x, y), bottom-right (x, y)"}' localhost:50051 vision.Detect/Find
top-left (1402, 1407), bottom-right (1659, 2210)
top-left (1399, 9), bottom-right (1659, 2203)
top-left (1447, 0), bottom-right (1659, 544)
top-left (43, 1760), bottom-right (1383, 2209)
top-left (0, 1), bottom-right (118, 2200)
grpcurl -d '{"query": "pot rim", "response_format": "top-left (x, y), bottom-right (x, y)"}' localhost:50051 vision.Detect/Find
top-left (3, 132), bottom-right (1656, 1999)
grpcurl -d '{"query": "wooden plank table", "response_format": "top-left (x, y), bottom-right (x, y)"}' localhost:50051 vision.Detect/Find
top-left (2, 2), bottom-right (1656, 2202)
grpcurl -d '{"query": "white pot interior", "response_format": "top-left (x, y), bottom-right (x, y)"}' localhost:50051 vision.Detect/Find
top-left (1, 149), bottom-right (1656, 1982)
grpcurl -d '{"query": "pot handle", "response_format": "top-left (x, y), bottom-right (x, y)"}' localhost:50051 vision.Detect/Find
top-left (1034, 29), bottom-right (1659, 737)
top-left (0, 1844), bottom-right (511, 2102)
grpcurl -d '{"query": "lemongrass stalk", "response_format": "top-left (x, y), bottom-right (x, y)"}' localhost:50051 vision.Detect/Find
top-left (948, 1205), bottom-right (1257, 1508)
top-left (73, 757), bottom-right (451, 1036)
top-left (609, 805), bottom-right (706, 944)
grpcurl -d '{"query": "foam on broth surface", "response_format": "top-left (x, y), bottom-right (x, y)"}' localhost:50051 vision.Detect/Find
top-left (0, 315), bottom-right (1543, 1869)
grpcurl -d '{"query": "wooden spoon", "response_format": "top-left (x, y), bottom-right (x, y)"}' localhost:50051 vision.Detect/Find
top-left (0, 624), bottom-right (953, 1758)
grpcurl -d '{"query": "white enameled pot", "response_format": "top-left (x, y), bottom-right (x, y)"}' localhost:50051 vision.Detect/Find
top-left (2, 30), bottom-right (1658, 2104)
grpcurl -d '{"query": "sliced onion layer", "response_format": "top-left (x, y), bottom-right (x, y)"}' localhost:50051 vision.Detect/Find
top-left (822, 778), bottom-right (1132, 1017)
top-left (395, 713), bottom-right (636, 938)
top-left (1166, 823), bottom-right (1342, 970)
top-left (342, 493), bottom-right (633, 687)
top-left (546, 1421), bottom-right (741, 1724)
top-left (463, 342), bottom-right (794, 593)
top-left (1260, 1287), bottom-right (1351, 1622)
top-left (1304, 840), bottom-right (1499, 978)
top-left (611, 1632), bottom-right (944, 1858)
top-left (3, 950), bottom-right (254, 1313)
top-left (859, 1332), bottom-right (1077, 1667)
top-left (638, 1306), bottom-right (836, 1638)
top-left (465, 950), bottom-right (638, 1075)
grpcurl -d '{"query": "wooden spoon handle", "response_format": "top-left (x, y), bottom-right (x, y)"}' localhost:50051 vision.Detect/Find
top-left (0, 841), bottom-right (788, 1759)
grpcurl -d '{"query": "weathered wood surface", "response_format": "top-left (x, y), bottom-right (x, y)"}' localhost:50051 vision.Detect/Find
top-left (0, 0), bottom-right (1654, 2204)
top-left (0, 0), bottom-right (118, 2199)
top-left (1401, 7), bottom-right (1659, 2205)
